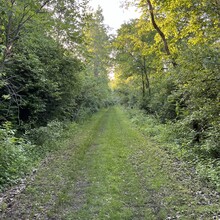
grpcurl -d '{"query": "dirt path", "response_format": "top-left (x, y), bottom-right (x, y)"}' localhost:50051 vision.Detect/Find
top-left (0, 107), bottom-right (219, 219)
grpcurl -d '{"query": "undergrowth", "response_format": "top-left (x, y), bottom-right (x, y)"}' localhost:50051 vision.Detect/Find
top-left (0, 102), bottom-right (105, 192)
top-left (0, 120), bottom-right (78, 191)
top-left (0, 122), bottom-right (34, 188)
top-left (124, 107), bottom-right (220, 191)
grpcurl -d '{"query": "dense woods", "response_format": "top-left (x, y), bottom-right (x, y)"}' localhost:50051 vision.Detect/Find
top-left (0, 0), bottom-right (219, 191)
top-left (112, 0), bottom-right (220, 187)
top-left (0, 0), bottom-right (112, 188)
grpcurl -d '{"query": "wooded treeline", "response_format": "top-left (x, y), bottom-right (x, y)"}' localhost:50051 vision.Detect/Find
top-left (0, 0), bottom-right (112, 188)
top-left (0, 0), bottom-right (112, 127)
top-left (112, 0), bottom-right (220, 161)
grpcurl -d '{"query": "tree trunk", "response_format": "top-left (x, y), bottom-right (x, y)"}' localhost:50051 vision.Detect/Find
top-left (141, 71), bottom-right (146, 98)
top-left (143, 57), bottom-right (151, 96)
top-left (147, 0), bottom-right (177, 67)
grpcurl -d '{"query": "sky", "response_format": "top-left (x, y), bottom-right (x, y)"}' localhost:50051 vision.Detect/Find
top-left (88, 0), bottom-right (140, 33)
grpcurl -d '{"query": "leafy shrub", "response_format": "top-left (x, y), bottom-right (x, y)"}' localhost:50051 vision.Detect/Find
top-left (26, 120), bottom-right (67, 156)
top-left (126, 107), bottom-right (220, 190)
top-left (0, 122), bottom-right (34, 189)
top-left (196, 159), bottom-right (220, 191)
top-left (127, 108), bottom-right (175, 143)
top-left (0, 119), bottom-right (79, 191)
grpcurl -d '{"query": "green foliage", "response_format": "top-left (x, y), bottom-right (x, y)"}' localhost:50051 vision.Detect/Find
top-left (26, 120), bottom-right (68, 155)
top-left (0, 118), bottom-right (76, 190)
top-left (126, 107), bottom-right (220, 190)
top-left (196, 159), bottom-right (220, 190)
top-left (0, 122), bottom-right (34, 188)
top-left (0, 3), bottom-right (112, 127)
top-left (83, 7), bottom-right (111, 77)
top-left (141, 73), bottom-right (177, 121)
top-left (114, 0), bottom-right (220, 163)
top-left (126, 108), bottom-right (175, 144)
top-left (1, 34), bottom-right (81, 125)
top-left (0, 1), bottom-right (113, 190)
top-left (170, 44), bottom-right (220, 156)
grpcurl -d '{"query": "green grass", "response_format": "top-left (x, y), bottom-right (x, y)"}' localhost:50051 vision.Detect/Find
top-left (1, 107), bottom-right (219, 220)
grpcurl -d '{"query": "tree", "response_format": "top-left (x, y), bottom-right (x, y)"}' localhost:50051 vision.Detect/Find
top-left (116, 0), bottom-right (220, 155)
top-left (113, 20), bottom-right (159, 104)
top-left (83, 7), bottom-right (111, 77)
top-left (0, 0), bottom-right (51, 68)
top-left (146, 0), bottom-right (176, 67)
top-left (73, 7), bottom-right (112, 116)
top-left (0, 0), bottom-right (90, 126)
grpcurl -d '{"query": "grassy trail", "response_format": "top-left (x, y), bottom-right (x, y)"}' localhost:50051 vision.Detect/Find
top-left (1, 107), bottom-right (219, 219)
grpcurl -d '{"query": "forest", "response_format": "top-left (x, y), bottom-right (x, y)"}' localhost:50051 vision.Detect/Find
top-left (0, 0), bottom-right (219, 218)
top-left (112, 0), bottom-right (220, 188)
top-left (0, 0), bottom-right (113, 188)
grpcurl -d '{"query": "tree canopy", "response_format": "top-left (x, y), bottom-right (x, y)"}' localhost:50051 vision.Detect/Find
top-left (0, 0), bottom-right (112, 127)
top-left (113, 0), bottom-right (220, 157)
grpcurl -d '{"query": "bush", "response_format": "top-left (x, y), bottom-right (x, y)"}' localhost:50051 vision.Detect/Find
top-left (26, 120), bottom-right (68, 156)
top-left (0, 122), bottom-right (34, 189)
top-left (0, 119), bottom-right (79, 191)
top-left (196, 159), bottom-right (220, 191)
top-left (126, 107), bottom-right (220, 190)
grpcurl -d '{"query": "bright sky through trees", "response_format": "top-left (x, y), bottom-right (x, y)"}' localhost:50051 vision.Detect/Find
top-left (89, 0), bottom-right (140, 33)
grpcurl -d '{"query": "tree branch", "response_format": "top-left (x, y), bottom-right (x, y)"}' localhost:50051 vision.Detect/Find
top-left (147, 0), bottom-right (177, 67)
